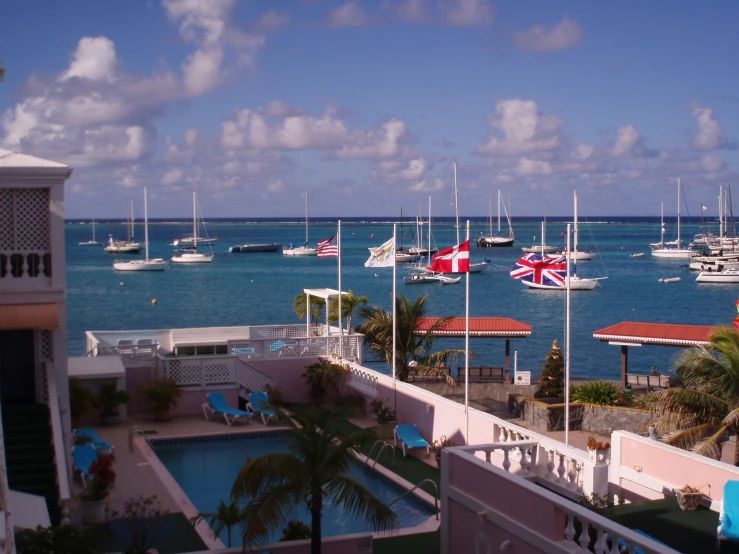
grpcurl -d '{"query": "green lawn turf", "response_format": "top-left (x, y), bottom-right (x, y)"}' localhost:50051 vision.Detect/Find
top-left (89, 513), bottom-right (207, 554)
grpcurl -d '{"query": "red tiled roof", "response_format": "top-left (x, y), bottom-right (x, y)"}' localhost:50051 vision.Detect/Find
top-left (414, 317), bottom-right (532, 337)
top-left (592, 322), bottom-right (718, 346)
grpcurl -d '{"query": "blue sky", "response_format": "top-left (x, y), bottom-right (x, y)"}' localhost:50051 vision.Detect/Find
top-left (1, 0), bottom-right (738, 218)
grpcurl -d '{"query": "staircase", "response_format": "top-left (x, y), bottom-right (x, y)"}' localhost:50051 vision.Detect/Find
top-left (2, 403), bottom-right (61, 526)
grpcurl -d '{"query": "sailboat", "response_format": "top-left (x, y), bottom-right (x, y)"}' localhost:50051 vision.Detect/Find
top-left (404, 197), bottom-right (460, 285)
top-left (650, 179), bottom-right (692, 258)
top-left (477, 191), bottom-right (515, 247)
top-left (547, 191), bottom-right (595, 261)
top-left (114, 188), bottom-right (167, 271)
top-left (79, 219), bottom-right (101, 246)
top-left (520, 191), bottom-right (606, 290)
top-left (521, 200), bottom-right (558, 254)
top-left (104, 201), bottom-right (142, 254)
top-left (283, 190), bottom-right (317, 256)
top-left (434, 161), bottom-right (488, 273)
top-left (395, 208), bottom-right (420, 263)
top-left (171, 192), bottom-right (214, 264)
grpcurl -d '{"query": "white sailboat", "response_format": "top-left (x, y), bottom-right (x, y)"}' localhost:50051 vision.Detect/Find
top-left (104, 201), bottom-right (142, 254)
top-left (548, 191), bottom-right (595, 261)
top-left (477, 190), bottom-right (515, 247)
top-left (79, 219), bottom-right (101, 246)
top-left (521, 200), bottom-right (558, 254)
top-left (283, 190), bottom-right (317, 256)
top-left (405, 197), bottom-right (460, 285)
top-left (651, 179), bottom-right (692, 258)
top-left (434, 161), bottom-right (488, 274)
top-left (114, 188), bottom-right (167, 272)
top-left (171, 191), bottom-right (214, 264)
top-left (522, 191), bottom-right (606, 290)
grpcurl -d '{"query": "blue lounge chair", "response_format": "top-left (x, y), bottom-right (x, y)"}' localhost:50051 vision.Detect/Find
top-left (202, 392), bottom-right (253, 426)
top-left (718, 480), bottom-right (739, 551)
top-left (72, 444), bottom-right (98, 487)
top-left (74, 427), bottom-right (114, 452)
top-left (393, 424), bottom-right (430, 457)
top-left (247, 391), bottom-right (277, 426)
top-left (615, 529), bottom-right (667, 554)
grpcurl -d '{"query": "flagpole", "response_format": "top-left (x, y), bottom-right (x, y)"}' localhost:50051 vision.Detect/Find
top-left (392, 223), bottom-right (397, 409)
top-left (337, 221), bottom-right (343, 360)
top-left (565, 223), bottom-right (571, 449)
top-left (465, 220), bottom-right (470, 444)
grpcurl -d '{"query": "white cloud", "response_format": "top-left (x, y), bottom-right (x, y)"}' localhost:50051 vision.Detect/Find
top-left (409, 178), bottom-right (444, 191)
top-left (395, 0), bottom-right (430, 23)
top-left (574, 144), bottom-right (593, 160)
top-left (702, 153), bottom-right (724, 172)
top-left (516, 157), bottom-right (552, 176)
top-left (611, 125), bottom-right (640, 157)
top-left (476, 99), bottom-right (563, 156)
top-left (260, 100), bottom-right (305, 118)
top-left (162, 169), bottom-right (183, 185)
top-left (267, 179), bottom-right (285, 192)
top-left (327, 1), bottom-right (371, 28)
top-left (513, 17), bottom-right (583, 52)
top-left (62, 37), bottom-right (118, 82)
top-left (439, 0), bottom-right (494, 26)
top-left (691, 104), bottom-right (731, 151)
top-left (251, 10), bottom-right (290, 32)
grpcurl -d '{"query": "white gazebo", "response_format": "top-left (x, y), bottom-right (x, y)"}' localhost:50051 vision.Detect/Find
top-left (303, 288), bottom-right (349, 338)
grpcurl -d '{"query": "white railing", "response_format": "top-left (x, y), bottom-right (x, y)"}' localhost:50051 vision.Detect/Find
top-left (44, 362), bottom-right (71, 524)
top-left (163, 355), bottom-right (238, 388)
top-left (446, 447), bottom-right (679, 554)
top-left (0, 250), bottom-right (53, 290)
top-left (237, 358), bottom-right (278, 392)
top-left (344, 361), bottom-right (379, 398)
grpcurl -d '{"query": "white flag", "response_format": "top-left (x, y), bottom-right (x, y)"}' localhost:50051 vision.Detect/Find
top-left (365, 237), bottom-right (395, 267)
top-left (701, 204), bottom-right (708, 211)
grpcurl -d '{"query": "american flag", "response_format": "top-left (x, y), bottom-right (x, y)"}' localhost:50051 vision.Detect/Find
top-left (317, 233), bottom-right (338, 258)
top-left (510, 253), bottom-right (567, 287)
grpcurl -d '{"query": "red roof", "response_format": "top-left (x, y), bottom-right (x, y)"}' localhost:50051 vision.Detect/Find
top-left (414, 317), bottom-right (532, 337)
top-left (592, 322), bottom-right (717, 346)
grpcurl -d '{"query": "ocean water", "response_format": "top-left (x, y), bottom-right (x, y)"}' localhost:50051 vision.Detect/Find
top-left (65, 217), bottom-right (737, 380)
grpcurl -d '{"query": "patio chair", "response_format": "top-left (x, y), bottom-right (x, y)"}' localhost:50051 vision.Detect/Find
top-left (71, 443), bottom-right (98, 487)
top-left (116, 339), bottom-right (135, 355)
top-left (202, 392), bottom-right (253, 426)
top-left (73, 427), bottom-right (114, 453)
top-left (247, 391), bottom-right (277, 426)
top-left (393, 424), bottom-right (430, 457)
top-left (135, 338), bottom-right (157, 356)
top-left (718, 480), bottom-right (739, 551)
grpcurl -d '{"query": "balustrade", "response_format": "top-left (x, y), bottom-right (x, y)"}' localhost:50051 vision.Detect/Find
top-left (0, 251), bottom-right (52, 281)
top-left (345, 363), bottom-right (379, 397)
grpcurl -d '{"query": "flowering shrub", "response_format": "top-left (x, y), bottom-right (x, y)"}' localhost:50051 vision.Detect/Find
top-left (586, 437), bottom-right (611, 451)
top-left (369, 399), bottom-right (396, 424)
top-left (79, 454), bottom-right (116, 501)
top-left (430, 435), bottom-right (457, 455)
top-left (122, 494), bottom-right (169, 554)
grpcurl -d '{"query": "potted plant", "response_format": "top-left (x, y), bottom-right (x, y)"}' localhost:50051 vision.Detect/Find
top-left (97, 382), bottom-right (130, 425)
top-left (430, 435), bottom-right (457, 470)
top-left (586, 436), bottom-right (611, 465)
top-left (264, 384), bottom-right (285, 408)
top-left (69, 378), bottom-right (96, 429)
top-left (302, 359), bottom-right (346, 403)
top-left (79, 453), bottom-right (116, 523)
top-left (675, 484), bottom-right (708, 511)
top-left (369, 398), bottom-right (397, 440)
top-left (140, 377), bottom-right (183, 422)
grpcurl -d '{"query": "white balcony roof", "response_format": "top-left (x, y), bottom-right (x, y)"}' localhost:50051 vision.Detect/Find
top-left (304, 288), bottom-right (348, 300)
top-left (0, 148), bottom-right (68, 168)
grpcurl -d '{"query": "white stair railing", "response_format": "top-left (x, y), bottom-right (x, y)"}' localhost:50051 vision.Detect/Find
top-left (45, 362), bottom-right (71, 525)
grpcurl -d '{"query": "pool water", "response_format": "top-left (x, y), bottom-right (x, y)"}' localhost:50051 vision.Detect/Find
top-left (153, 432), bottom-right (435, 546)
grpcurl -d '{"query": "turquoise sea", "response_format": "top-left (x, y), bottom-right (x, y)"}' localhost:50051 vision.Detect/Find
top-left (65, 217), bottom-right (737, 380)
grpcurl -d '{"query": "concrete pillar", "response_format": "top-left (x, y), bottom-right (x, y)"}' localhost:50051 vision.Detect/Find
top-left (621, 345), bottom-right (628, 389)
top-left (504, 338), bottom-right (511, 383)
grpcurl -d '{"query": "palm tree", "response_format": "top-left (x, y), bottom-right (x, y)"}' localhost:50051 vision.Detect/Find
top-left (356, 294), bottom-right (467, 384)
top-left (645, 327), bottom-right (739, 460)
top-left (293, 292), bottom-right (324, 326)
top-left (189, 499), bottom-right (241, 547)
top-left (328, 290), bottom-right (368, 333)
top-left (231, 407), bottom-right (398, 554)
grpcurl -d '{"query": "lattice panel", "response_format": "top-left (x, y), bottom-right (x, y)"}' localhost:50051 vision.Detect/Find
top-left (166, 359), bottom-right (202, 385)
top-left (237, 360), bottom-right (277, 392)
top-left (0, 189), bottom-right (50, 250)
top-left (203, 361), bottom-right (234, 384)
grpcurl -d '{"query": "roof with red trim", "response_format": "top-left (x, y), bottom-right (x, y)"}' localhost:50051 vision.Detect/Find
top-left (592, 322), bottom-right (718, 346)
top-left (414, 317), bottom-right (532, 337)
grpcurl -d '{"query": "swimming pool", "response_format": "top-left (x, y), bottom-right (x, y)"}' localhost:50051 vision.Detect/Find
top-left (152, 432), bottom-right (436, 547)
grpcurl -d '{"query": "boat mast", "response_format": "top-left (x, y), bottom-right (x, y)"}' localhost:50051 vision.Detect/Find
top-left (574, 190), bottom-right (579, 259)
top-left (720, 186), bottom-right (724, 244)
top-left (305, 189), bottom-right (309, 244)
top-left (128, 200), bottom-right (134, 242)
top-left (144, 187), bottom-right (149, 262)
top-left (192, 191), bottom-right (197, 251)
top-left (428, 196), bottom-right (432, 266)
top-left (677, 178), bottom-right (681, 247)
top-left (660, 203), bottom-right (665, 249)
top-left (497, 190), bottom-right (501, 234)
top-left (488, 193), bottom-right (493, 237)
top-left (453, 161), bottom-right (460, 244)
top-left (542, 200), bottom-right (547, 256)
top-left (92, 219), bottom-right (96, 242)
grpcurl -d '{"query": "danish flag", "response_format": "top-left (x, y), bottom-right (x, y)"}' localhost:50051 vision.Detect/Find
top-left (510, 253), bottom-right (567, 287)
top-left (427, 240), bottom-right (470, 273)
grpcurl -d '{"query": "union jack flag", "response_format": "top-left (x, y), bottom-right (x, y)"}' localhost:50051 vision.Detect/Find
top-left (510, 253), bottom-right (568, 287)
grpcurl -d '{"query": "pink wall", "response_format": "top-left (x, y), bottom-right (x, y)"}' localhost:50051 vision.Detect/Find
top-left (125, 365), bottom-right (154, 413)
top-left (248, 358), bottom-right (322, 404)
top-left (213, 532), bottom-right (373, 553)
top-left (613, 431), bottom-right (739, 506)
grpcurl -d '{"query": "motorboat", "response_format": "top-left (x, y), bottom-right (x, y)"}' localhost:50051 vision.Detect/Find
top-left (229, 243), bottom-right (283, 253)
top-left (696, 270), bottom-right (739, 283)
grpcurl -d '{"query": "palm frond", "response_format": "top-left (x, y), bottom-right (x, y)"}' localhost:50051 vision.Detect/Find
top-left (237, 482), bottom-right (307, 546)
top-left (693, 424), bottom-right (730, 460)
top-left (231, 452), bottom-right (308, 500)
top-left (325, 475), bottom-right (399, 533)
top-left (662, 423), bottom-right (714, 451)
top-left (723, 407), bottom-right (739, 429)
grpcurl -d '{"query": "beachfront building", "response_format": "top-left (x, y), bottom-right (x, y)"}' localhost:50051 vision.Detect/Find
top-left (0, 149), bottom-right (74, 539)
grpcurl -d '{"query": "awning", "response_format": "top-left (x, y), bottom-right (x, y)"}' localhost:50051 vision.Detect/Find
top-left (0, 303), bottom-right (59, 331)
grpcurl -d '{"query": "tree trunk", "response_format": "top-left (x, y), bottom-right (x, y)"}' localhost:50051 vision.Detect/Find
top-left (310, 494), bottom-right (322, 554)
